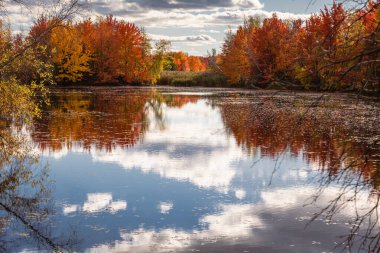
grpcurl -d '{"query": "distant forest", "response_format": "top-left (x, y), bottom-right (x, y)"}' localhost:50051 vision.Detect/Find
top-left (0, 1), bottom-right (379, 92)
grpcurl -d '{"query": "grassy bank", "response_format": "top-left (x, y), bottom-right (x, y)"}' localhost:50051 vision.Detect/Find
top-left (155, 71), bottom-right (380, 96)
top-left (156, 71), bottom-right (309, 90)
top-left (157, 71), bottom-right (228, 87)
top-left (55, 71), bottom-right (380, 97)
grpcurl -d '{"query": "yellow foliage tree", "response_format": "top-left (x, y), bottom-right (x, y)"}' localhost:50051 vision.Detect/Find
top-left (50, 24), bottom-right (92, 82)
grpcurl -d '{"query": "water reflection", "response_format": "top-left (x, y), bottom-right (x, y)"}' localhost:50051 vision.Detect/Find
top-left (21, 88), bottom-right (380, 252)
top-left (32, 90), bottom-right (150, 152)
top-left (85, 187), bottom-right (370, 253)
top-left (218, 93), bottom-right (380, 251)
top-left (219, 94), bottom-right (380, 170)
top-left (32, 88), bottom-right (200, 153)
top-left (0, 125), bottom-right (77, 252)
top-left (64, 193), bottom-right (127, 215)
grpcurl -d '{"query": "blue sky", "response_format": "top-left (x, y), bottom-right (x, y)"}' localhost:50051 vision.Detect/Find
top-left (262, 0), bottom-right (330, 13)
top-left (4, 0), bottom-right (334, 55)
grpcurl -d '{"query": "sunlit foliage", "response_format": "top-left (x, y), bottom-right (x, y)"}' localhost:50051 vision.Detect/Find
top-left (166, 51), bottom-right (208, 72)
top-left (0, 8), bottom-right (76, 251)
top-left (219, 2), bottom-right (380, 92)
top-left (25, 16), bottom-right (209, 85)
top-left (0, 20), bottom-right (52, 123)
top-left (50, 23), bottom-right (92, 82)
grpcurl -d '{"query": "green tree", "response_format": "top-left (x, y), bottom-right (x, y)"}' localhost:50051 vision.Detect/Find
top-left (150, 40), bottom-right (171, 84)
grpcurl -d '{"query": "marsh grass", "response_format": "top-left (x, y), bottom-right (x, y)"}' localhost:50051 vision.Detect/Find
top-left (157, 71), bottom-right (228, 87)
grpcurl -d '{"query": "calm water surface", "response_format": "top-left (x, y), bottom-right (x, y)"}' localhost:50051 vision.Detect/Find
top-left (8, 87), bottom-right (380, 252)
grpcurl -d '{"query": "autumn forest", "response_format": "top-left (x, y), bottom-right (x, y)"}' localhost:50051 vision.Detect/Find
top-left (1, 1), bottom-right (379, 92)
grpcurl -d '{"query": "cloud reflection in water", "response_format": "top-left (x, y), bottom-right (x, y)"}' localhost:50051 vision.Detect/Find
top-left (85, 187), bottom-right (364, 253)
top-left (28, 89), bottom-right (380, 252)
top-left (64, 193), bottom-right (127, 215)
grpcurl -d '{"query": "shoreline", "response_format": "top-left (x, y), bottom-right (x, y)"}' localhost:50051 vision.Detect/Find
top-left (52, 83), bottom-right (380, 99)
top-left (50, 85), bottom-right (380, 101)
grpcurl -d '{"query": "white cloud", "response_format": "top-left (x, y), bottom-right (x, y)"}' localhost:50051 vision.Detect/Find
top-left (149, 33), bottom-right (216, 43)
top-left (224, 27), bottom-right (238, 34)
top-left (102, 9), bottom-right (309, 29)
top-left (92, 0), bottom-right (142, 11)
top-left (158, 202), bottom-right (174, 214)
top-left (41, 100), bottom-right (312, 194)
top-left (235, 189), bottom-right (246, 199)
top-left (38, 97), bottom-right (240, 190)
top-left (85, 186), bottom-right (375, 253)
top-left (91, 101), bottom-right (238, 193)
top-left (85, 203), bottom-right (263, 253)
top-left (199, 29), bottom-right (222, 35)
top-left (83, 193), bottom-right (127, 213)
top-left (232, 0), bottom-right (264, 9)
top-left (63, 204), bottom-right (80, 215)
top-left (63, 193), bottom-right (127, 215)
top-left (3, 1), bottom-right (309, 32)
top-left (3, 0), bottom-right (310, 53)
top-left (207, 29), bottom-right (221, 34)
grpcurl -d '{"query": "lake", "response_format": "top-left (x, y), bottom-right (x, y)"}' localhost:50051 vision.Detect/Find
top-left (3, 87), bottom-right (380, 252)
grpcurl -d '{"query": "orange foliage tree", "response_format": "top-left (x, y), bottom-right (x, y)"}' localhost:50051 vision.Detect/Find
top-left (28, 15), bottom-right (209, 85)
top-left (28, 16), bottom-right (179, 85)
top-left (219, 2), bottom-right (379, 92)
top-left (220, 27), bottom-right (251, 84)
top-left (167, 51), bottom-right (207, 72)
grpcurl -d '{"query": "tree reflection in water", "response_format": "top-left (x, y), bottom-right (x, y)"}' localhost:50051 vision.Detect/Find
top-left (219, 92), bottom-right (380, 252)
top-left (26, 88), bottom-right (380, 252)
top-left (0, 125), bottom-right (78, 252)
top-left (31, 88), bottom-right (199, 153)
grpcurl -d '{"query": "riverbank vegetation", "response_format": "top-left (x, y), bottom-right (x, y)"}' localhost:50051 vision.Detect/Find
top-left (156, 71), bottom-right (227, 87)
top-left (158, 1), bottom-right (380, 94)
top-left (0, 1), bottom-right (379, 93)
top-left (2, 16), bottom-right (208, 86)
top-left (0, 1), bottom-right (80, 251)
top-left (218, 2), bottom-right (379, 93)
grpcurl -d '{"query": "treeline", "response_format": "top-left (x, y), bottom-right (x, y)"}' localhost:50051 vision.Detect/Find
top-left (1, 16), bottom-right (208, 86)
top-left (1, 2), bottom-right (379, 91)
top-left (165, 52), bottom-right (208, 72)
top-left (217, 2), bottom-right (379, 92)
